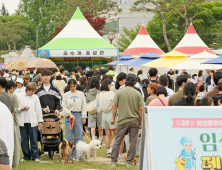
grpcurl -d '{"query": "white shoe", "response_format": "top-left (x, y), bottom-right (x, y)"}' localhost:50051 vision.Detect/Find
top-left (20, 159), bottom-right (26, 162)
top-left (35, 159), bottom-right (40, 163)
top-left (118, 156), bottom-right (123, 162)
top-left (44, 152), bottom-right (48, 155)
top-left (106, 153), bottom-right (111, 158)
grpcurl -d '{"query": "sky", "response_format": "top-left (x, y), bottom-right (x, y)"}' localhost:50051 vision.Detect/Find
top-left (0, 0), bottom-right (19, 15)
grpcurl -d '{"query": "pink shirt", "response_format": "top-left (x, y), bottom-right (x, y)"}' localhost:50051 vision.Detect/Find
top-left (196, 76), bottom-right (203, 85)
top-left (149, 97), bottom-right (168, 106)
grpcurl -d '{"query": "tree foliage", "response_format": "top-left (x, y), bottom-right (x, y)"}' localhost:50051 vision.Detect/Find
top-left (116, 24), bottom-right (141, 53)
top-left (16, 0), bottom-right (63, 48)
top-left (0, 16), bottom-right (29, 51)
top-left (52, 0), bottom-right (120, 28)
top-left (117, 0), bottom-right (222, 52)
top-left (0, 3), bottom-right (9, 16)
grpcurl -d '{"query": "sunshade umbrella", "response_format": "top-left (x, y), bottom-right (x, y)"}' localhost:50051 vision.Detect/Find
top-left (0, 63), bottom-right (7, 70)
top-left (122, 52), bottom-right (160, 67)
top-left (202, 57), bottom-right (222, 65)
top-left (142, 50), bottom-right (189, 67)
top-left (169, 51), bottom-right (220, 70)
top-left (26, 58), bottom-right (57, 69)
top-left (6, 60), bottom-right (29, 71)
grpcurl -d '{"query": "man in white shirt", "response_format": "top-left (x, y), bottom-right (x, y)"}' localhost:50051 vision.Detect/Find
top-left (0, 102), bottom-right (14, 168)
top-left (14, 78), bottom-right (26, 94)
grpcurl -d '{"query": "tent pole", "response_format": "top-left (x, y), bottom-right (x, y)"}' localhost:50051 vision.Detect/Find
top-left (204, 69), bottom-right (206, 92)
top-left (142, 67), bottom-right (144, 79)
top-left (174, 69), bottom-right (176, 92)
top-left (92, 58), bottom-right (93, 68)
top-left (77, 57), bottom-right (78, 67)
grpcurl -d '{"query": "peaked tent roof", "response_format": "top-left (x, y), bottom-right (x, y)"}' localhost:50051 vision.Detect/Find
top-left (38, 8), bottom-right (118, 58)
top-left (174, 24), bottom-right (214, 55)
top-left (121, 26), bottom-right (164, 55)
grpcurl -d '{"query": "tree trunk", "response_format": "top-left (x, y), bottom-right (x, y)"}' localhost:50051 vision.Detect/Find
top-left (161, 14), bottom-right (172, 52)
top-left (184, 17), bottom-right (190, 33)
top-left (6, 41), bottom-right (11, 52)
top-left (12, 40), bottom-right (16, 51)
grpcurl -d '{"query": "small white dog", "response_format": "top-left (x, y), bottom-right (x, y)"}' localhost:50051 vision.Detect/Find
top-left (76, 140), bottom-right (102, 162)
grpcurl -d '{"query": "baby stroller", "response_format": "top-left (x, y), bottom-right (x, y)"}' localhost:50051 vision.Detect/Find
top-left (39, 113), bottom-right (63, 159)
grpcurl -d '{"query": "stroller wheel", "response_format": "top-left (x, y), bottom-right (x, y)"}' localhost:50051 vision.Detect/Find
top-left (48, 150), bottom-right (54, 159)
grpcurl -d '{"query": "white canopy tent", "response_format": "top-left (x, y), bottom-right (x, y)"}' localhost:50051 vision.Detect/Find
top-left (169, 51), bottom-right (221, 70)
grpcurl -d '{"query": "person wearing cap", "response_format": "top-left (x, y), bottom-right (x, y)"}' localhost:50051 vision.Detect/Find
top-left (53, 72), bottom-right (66, 97)
top-left (10, 71), bottom-right (18, 82)
top-left (179, 136), bottom-right (196, 170)
top-left (14, 78), bottom-right (26, 94)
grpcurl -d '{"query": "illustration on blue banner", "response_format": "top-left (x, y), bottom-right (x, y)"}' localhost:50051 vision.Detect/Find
top-left (177, 136), bottom-right (197, 170)
top-left (38, 50), bottom-right (50, 57)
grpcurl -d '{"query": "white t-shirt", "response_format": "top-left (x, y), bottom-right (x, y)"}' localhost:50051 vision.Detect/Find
top-left (44, 85), bottom-right (50, 93)
top-left (0, 102), bottom-right (14, 168)
top-left (14, 87), bottom-right (26, 94)
top-left (166, 87), bottom-right (175, 98)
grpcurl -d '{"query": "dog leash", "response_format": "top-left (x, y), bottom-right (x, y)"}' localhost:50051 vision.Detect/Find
top-left (69, 117), bottom-right (75, 130)
top-left (74, 118), bottom-right (91, 141)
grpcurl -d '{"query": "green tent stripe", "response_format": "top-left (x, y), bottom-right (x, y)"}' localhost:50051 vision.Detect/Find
top-left (71, 8), bottom-right (86, 20)
top-left (40, 38), bottom-right (117, 49)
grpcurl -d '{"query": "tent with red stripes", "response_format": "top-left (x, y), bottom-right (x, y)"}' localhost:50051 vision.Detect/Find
top-left (174, 24), bottom-right (214, 55)
top-left (121, 25), bottom-right (164, 55)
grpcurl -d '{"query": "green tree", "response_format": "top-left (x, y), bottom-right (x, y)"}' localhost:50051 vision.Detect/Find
top-left (0, 3), bottom-right (9, 16)
top-left (116, 24), bottom-right (141, 53)
top-left (16, 0), bottom-right (63, 49)
top-left (0, 16), bottom-right (29, 51)
top-left (117, 1), bottom-right (222, 52)
top-left (52, 0), bottom-right (120, 28)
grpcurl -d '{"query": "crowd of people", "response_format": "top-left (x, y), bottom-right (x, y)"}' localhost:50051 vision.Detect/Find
top-left (0, 66), bottom-right (222, 169)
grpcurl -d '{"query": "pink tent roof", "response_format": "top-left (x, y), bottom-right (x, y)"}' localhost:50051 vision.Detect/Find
top-left (121, 26), bottom-right (165, 55)
top-left (174, 24), bottom-right (214, 54)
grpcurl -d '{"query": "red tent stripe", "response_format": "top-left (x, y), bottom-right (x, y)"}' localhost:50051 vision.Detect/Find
top-left (186, 24), bottom-right (197, 34)
top-left (174, 47), bottom-right (214, 54)
top-left (122, 48), bottom-right (165, 55)
top-left (138, 26), bottom-right (148, 35)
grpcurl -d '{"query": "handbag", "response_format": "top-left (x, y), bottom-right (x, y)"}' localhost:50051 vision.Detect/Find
top-left (87, 93), bottom-right (99, 115)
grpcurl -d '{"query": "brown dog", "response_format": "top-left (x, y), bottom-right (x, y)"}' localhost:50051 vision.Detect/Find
top-left (59, 140), bottom-right (75, 164)
top-left (122, 153), bottom-right (139, 165)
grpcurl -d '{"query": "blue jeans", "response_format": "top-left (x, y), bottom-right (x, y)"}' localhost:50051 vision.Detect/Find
top-left (20, 123), bottom-right (39, 160)
top-left (65, 112), bottom-right (83, 159)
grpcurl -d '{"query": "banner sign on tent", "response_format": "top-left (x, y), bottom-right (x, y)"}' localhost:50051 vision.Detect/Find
top-left (37, 49), bottom-right (118, 58)
top-left (145, 107), bottom-right (222, 170)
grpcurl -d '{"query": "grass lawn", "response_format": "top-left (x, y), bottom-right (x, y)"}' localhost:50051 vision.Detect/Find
top-left (13, 118), bottom-right (139, 170)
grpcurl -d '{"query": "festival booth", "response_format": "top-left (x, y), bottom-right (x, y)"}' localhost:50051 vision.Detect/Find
top-left (174, 24), bottom-right (215, 55)
top-left (141, 50), bottom-right (189, 75)
top-left (37, 8), bottom-right (118, 70)
top-left (140, 107), bottom-right (222, 170)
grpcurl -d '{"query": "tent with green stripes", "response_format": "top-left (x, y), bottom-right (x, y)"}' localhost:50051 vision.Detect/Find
top-left (38, 8), bottom-right (118, 58)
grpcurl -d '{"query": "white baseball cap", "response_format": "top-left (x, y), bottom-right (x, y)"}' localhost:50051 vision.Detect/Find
top-left (16, 78), bottom-right (24, 85)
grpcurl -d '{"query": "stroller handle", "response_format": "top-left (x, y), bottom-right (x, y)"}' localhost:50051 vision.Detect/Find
top-left (43, 113), bottom-right (59, 119)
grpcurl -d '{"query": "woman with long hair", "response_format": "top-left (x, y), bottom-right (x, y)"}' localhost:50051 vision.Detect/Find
top-left (62, 79), bottom-right (87, 160)
top-left (196, 70), bottom-right (203, 85)
top-left (174, 82), bottom-right (196, 106)
top-left (99, 78), bottom-right (116, 158)
top-left (86, 76), bottom-right (103, 142)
